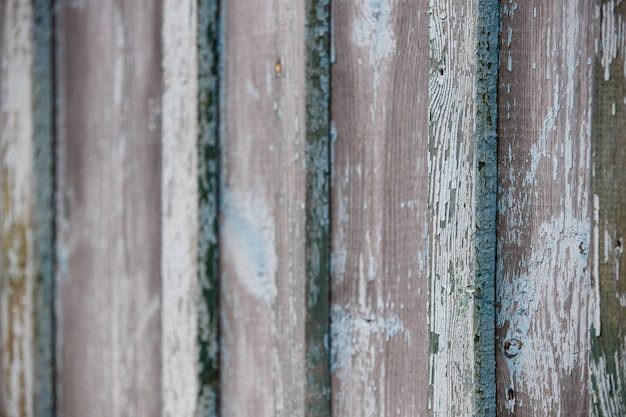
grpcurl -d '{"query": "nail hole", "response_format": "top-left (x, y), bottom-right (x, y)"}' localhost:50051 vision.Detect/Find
top-left (507, 387), bottom-right (516, 401)
top-left (438, 67), bottom-right (444, 76)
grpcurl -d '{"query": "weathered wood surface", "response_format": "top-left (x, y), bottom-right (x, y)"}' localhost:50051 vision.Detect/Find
top-left (219, 0), bottom-right (308, 416)
top-left (196, 0), bottom-right (221, 415)
top-left (1, 1), bottom-right (36, 415)
top-left (496, 1), bottom-right (594, 416)
top-left (162, 0), bottom-right (199, 415)
top-left (428, 0), bottom-right (499, 415)
top-left (304, 0), bottom-right (331, 415)
top-left (329, 1), bottom-right (430, 416)
top-left (590, 1), bottom-right (626, 416)
top-left (55, 1), bottom-right (163, 415)
top-left (1, 0), bottom-right (55, 416)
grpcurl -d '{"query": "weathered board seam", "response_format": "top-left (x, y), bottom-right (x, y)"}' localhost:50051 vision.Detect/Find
top-left (196, 0), bottom-right (221, 416)
top-left (590, 1), bottom-right (626, 416)
top-left (31, 1), bottom-right (56, 415)
top-left (162, 0), bottom-right (200, 414)
top-left (428, 0), bottom-right (498, 415)
top-left (304, 0), bottom-right (331, 415)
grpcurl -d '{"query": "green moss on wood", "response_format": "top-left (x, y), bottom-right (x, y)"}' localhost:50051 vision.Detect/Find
top-left (305, 0), bottom-right (331, 415)
top-left (196, 0), bottom-right (220, 415)
top-left (590, 2), bottom-right (626, 415)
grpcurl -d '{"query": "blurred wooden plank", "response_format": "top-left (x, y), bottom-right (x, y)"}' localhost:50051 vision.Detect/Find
top-left (55, 1), bottom-right (163, 415)
top-left (1, 1), bottom-right (54, 415)
top-left (496, 2), bottom-right (594, 416)
top-left (219, 0), bottom-right (307, 416)
top-left (590, 1), bottom-right (626, 416)
top-left (304, 0), bottom-right (331, 415)
top-left (161, 0), bottom-right (199, 415)
top-left (329, 1), bottom-right (431, 415)
top-left (0, 2), bottom-right (37, 415)
top-left (428, 0), bottom-right (499, 415)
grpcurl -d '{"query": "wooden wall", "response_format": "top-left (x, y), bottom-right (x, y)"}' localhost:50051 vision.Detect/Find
top-left (1, 0), bottom-right (626, 416)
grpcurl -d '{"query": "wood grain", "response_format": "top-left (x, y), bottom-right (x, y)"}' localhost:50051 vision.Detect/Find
top-left (304, 0), bottom-right (331, 416)
top-left (55, 1), bottom-right (163, 415)
top-left (162, 0), bottom-right (199, 415)
top-left (590, 1), bottom-right (626, 416)
top-left (219, 0), bottom-right (307, 416)
top-left (329, 1), bottom-right (430, 416)
top-left (496, 2), bottom-right (594, 416)
top-left (428, 0), bottom-right (499, 415)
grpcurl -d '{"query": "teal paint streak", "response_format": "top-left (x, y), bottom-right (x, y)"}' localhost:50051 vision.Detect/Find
top-left (474, 0), bottom-right (499, 415)
top-left (305, 0), bottom-right (331, 415)
top-left (32, 1), bottom-right (56, 415)
top-left (196, 0), bottom-right (220, 415)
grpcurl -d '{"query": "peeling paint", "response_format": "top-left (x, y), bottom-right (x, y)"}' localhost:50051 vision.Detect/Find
top-left (427, 0), bottom-right (498, 415)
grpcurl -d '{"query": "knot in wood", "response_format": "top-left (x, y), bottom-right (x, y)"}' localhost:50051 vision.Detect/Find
top-left (503, 338), bottom-right (522, 358)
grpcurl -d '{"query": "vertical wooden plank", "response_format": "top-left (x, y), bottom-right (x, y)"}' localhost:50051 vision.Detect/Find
top-left (329, 1), bottom-right (430, 416)
top-left (428, 0), bottom-right (499, 415)
top-left (196, 0), bottom-right (221, 415)
top-left (0, 1), bottom-right (54, 414)
top-left (0, 2), bottom-right (36, 415)
top-left (496, 2), bottom-right (594, 416)
top-left (590, 1), bottom-right (626, 416)
top-left (304, 0), bottom-right (331, 415)
top-left (162, 0), bottom-right (199, 415)
top-left (55, 1), bottom-right (163, 415)
top-left (219, 0), bottom-right (307, 416)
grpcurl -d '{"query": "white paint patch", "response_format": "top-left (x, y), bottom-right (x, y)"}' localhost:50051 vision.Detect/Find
top-left (600, 0), bottom-right (626, 80)
top-left (592, 194), bottom-right (601, 337)
top-left (161, 0), bottom-right (199, 414)
top-left (351, 0), bottom-right (396, 64)
top-left (221, 191), bottom-right (277, 303)
top-left (331, 307), bottom-right (406, 417)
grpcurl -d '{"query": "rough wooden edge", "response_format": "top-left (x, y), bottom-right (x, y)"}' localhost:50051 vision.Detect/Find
top-left (196, 0), bottom-right (220, 415)
top-left (473, 0), bottom-right (499, 414)
top-left (162, 0), bottom-right (199, 414)
top-left (590, 1), bottom-right (626, 415)
top-left (304, 0), bottom-right (331, 415)
top-left (427, 0), bottom-right (499, 415)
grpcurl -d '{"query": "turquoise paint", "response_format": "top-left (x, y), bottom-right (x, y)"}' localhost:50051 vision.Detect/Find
top-left (473, 0), bottom-right (500, 415)
top-left (32, 1), bottom-right (56, 415)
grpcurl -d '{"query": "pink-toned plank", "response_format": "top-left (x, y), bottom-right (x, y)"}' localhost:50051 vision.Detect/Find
top-left (55, 1), bottom-right (163, 415)
top-left (496, 2), bottom-right (594, 415)
top-left (219, 0), bottom-right (308, 416)
top-left (329, 2), bottom-right (430, 416)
